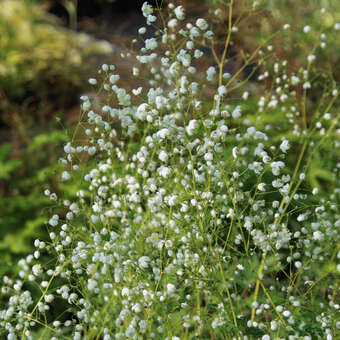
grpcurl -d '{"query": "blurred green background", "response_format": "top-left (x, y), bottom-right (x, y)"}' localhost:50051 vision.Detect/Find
top-left (0, 0), bottom-right (339, 277)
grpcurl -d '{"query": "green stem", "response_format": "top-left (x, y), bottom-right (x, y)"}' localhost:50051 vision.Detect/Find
top-left (250, 256), bottom-right (265, 322)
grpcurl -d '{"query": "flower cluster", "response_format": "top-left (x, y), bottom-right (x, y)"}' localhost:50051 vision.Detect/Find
top-left (1, 1), bottom-right (340, 339)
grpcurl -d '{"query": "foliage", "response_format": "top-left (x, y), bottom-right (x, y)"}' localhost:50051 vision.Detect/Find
top-left (0, 0), bottom-right (113, 270)
top-left (0, 0), bottom-right (112, 113)
top-left (0, 144), bottom-right (22, 181)
top-left (0, 130), bottom-right (72, 272)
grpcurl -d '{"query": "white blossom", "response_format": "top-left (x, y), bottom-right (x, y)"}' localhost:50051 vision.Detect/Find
top-left (280, 139), bottom-right (290, 153)
top-left (196, 18), bottom-right (208, 30)
top-left (206, 66), bottom-right (216, 81)
top-left (174, 6), bottom-right (185, 20)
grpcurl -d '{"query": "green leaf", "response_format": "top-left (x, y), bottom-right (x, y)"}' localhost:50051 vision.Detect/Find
top-left (0, 159), bottom-right (22, 179)
top-left (28, 130), bottom-right (68, 152)
top-left (0, 143), bottom-right (11, 161)
top-left (308, 168), bottom-right (333, 189)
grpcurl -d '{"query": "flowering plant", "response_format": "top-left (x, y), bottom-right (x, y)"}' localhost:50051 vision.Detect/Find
top-left (1, 1), bottom-right (340, 339)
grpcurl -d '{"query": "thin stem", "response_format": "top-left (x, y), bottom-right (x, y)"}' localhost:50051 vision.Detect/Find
top-left (218, 0), bottom-right (234, 87)
top-left (218, 260), bottom-right (238, 327)
top-left (250, 256), bottom-right (265, 322)
top-left (259, 281), bottom-right (287, 326)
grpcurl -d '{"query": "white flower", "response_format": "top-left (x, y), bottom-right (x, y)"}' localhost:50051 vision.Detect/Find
top-left (158, 166), bottom-right (171, 178)
top-left (242, 91), bottom-right (249, 100)
top-left (138, 256), bottom-right (150, 269)
top-left (158, 150), bottom-right (169, 162)
top-left (88, 146), bottom-right (96, 156)
top-left (257, 183), bottom-right (266, 191)
top-left (121, 287), bottom-right (130, 296)
top-left (132, 303), bottom-right (142, 313)
top-left (307, 55), bottom-right (315, 63)
top-left (205, 30), bottom-right (214, 39)
top-left (132, 87), bottom-right (142, 96)
top-left (88, 78), bottom-right (97, 85)
top-left (268, 99), bottom-right (278, 108)
top-left (142, 2), bottom-right (153, 17)
top-left (174, 6), bottom-right (185, 20)
top-left (206, 66), bottom-right (216, 81)
top-left (167, 283), bottom-right (176, 295)
top-left (303, 81), bottom-right (311, 89)
top-left (291, 76), bottom-right (300, 85)
top-left (295, 261), bottom-right (302, 269)
top-left (157, 128), bottom-right (170, 139)
top-left (297, 213), bottom-right (308, 222)
top-left (204, 152), bottom-right (213, 161)
top-left (61, 171), bottom-right (71, 182)
top-left (64, 142), bottom-right (75, 154)
top-left (167, 195), bottom-right (177, 206)
top-left (32, 264), bottom-right (42, 276)
top-left (185, 119), bottom-right (198, 136)
top-left (186, 40), bottom-right (194, 49)
top-left (133, 67), bottom-right (140, 76)
top-left (82, 100), bottom-right (91, 110)
top-left (218, 85), bottom-right (227, 96)
top-left (232, 106), bottom-right (242, 119)
top-left (125, 326), bottom-right (135, 338)
top-left (146, 14), bottom-right (157, 25)
top-left (168, 18), bottom-right (178, 28)
top-left (194, 49), bottom-right (203, 59)
top-left (236, 264), bottom-right (244, 271)
top-left (109, 74), bottom-right (120, 84)
top-left (280, 139), bottom-right (290, 153)
top-left (313, 231), bottom-right (324, 241)
top-left (303, 25), bottom-right (311, 33)
top-left (136, 103), bottom-right (148, 120)
top-left (232, 147), bottom-right (238, 159)
top-left (145, 38), bottom-right (158, 50)
top-left (280, 94), bottom-right (288, 102)
top-left (70, 203), bottom-right (79, 214)
top-left (271, 161), bottom-right (285, 176)
top-left (44, 294), bottom-right (54, 303)
top-left (196, 18), bottom-right (208, 30)
top-left (138, 27), bottom-right (146, 34)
